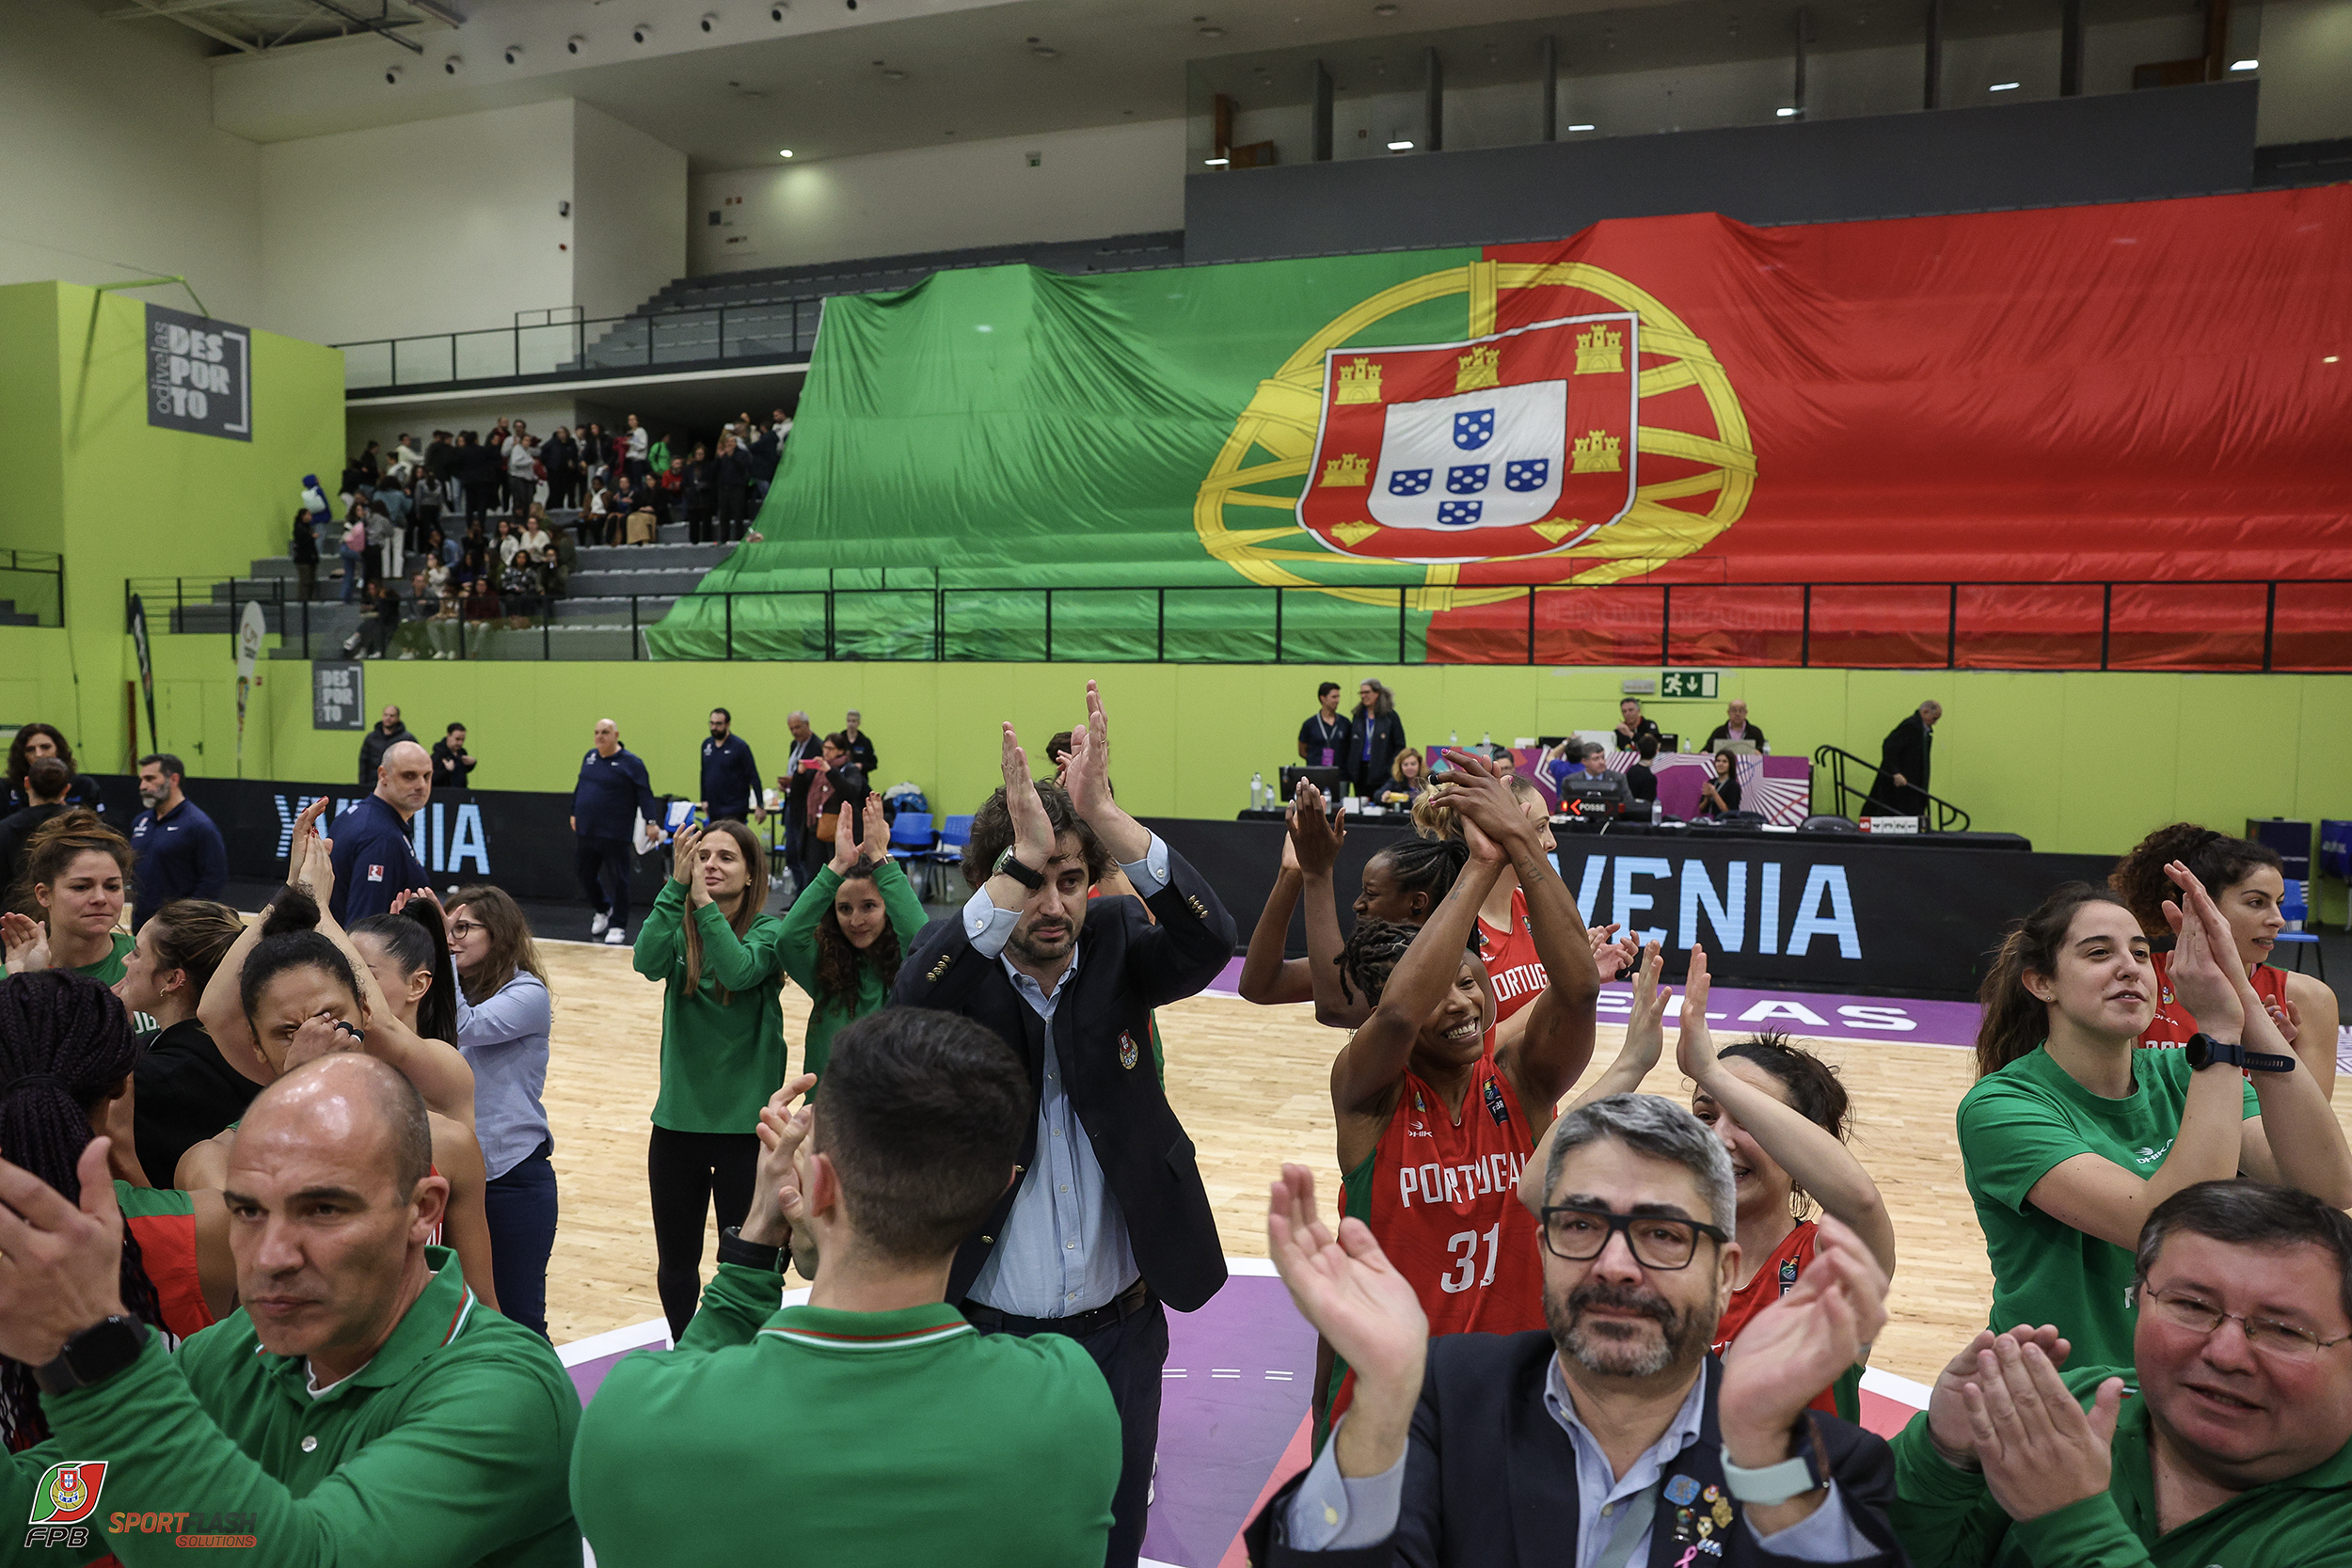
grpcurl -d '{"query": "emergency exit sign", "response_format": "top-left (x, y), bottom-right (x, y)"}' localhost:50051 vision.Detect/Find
top-left (1661, 670), bottom-right (1718, 699)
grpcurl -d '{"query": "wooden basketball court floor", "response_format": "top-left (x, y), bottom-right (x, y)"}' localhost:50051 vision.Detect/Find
top-left (532, 938), bottom-right (2352, 1386)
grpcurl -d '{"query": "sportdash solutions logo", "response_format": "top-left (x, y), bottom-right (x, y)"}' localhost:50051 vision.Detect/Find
top-left (23, 1460), bottom-right (105, 1550)
top-left (109, 1510), bottom-right (259, 1547)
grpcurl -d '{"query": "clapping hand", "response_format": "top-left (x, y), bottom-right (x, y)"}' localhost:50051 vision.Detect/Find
top-left (744, 1072), bottom-right (818, 1259)
top-left (1961, 1334), bottom-right (2124, 1522)
top-left (1429, 749), bottom-right (1531, 863)
top-left (0, 1141), bottom-right (129, 1366)
top-left (1621, 942), bottom-right (1671, 1078)
top-left (1923, 1324), bottom-right (2071, 1469)
top-left (2, 911), bottom-right (50, 976)
top-left (287, 798), bottom-right (334, 898)
top-left (1288, 782), bottom-right (1343, 878)
top-left (1588, 922), bottom-right (1638, 984)
top-left (1063, 681), bottom-right (1114, 822)
top-left (859, 794), bottom-right (888, 866)
top-left (2161, 860), bottom-right (2246, 1037)
top-left (1267, 1164), bottom-right (1427, 1478)
top-left (1718, 1215), bottom-right (1889, 1465)
top-left (1676, 943), bottom-right (1723, 1085)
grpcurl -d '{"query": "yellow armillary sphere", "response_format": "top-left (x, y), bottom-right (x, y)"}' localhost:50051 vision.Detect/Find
top-left (1193, 259), bottom-right (1754, 611)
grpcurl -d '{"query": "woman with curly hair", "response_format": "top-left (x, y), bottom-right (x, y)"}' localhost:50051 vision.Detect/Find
top-left (3, 810), bottom-right (135, 986)
top-left (5, 722), bottom-right (98, 814)
top-left (2111, 820), bottom-right (2339, 1093)
top-left (780, 794), bottom-right (925, 1088)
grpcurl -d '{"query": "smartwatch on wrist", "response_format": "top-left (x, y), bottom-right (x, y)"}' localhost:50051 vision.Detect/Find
top-left (1720, 1418), bottom-right (1830, 1506)
top-left (992, 847), bottom-right (1045, 891)
top-left (716, 1225), bottom-right (785, 1274)
top-left (2185, 1032), bottom-right (2296, 1073)
top-left (35, 1316), bottom-right (151, 1396)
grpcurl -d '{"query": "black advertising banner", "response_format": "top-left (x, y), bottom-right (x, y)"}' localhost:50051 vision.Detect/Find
top-left (1147, 816), bottom-right (2113, 1000)
top-left (127, 594), bottom-right (158, 753)
top-left (87, 776), bottom-right (665, 907)
top-left (144, 303), bottom-right (252, 441)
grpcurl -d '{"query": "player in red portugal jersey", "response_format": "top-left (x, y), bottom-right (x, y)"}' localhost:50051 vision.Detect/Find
top-left (1322, 750), bottom-right (1600, 1435)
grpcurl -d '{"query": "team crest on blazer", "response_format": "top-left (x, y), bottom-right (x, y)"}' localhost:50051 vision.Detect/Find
top-left (1119, 1031), bottom-right (1139, 1070)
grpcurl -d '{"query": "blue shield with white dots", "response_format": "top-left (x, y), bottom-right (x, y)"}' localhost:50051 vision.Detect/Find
top-left (1447, 465), bottom-right (1489, 495)
top-left (1505, 459), bottom-right (1549, 492)
top-left (1437, 500), bottom-right (1484, 526)
top-left (1389, 469), bottom-right (1432, 497)
top-left (1453, 409), bottom-right (1495, 451)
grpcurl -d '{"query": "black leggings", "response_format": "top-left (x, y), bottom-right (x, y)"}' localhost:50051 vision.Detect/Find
top-left (646, 1126), bottom-right (758, 1340)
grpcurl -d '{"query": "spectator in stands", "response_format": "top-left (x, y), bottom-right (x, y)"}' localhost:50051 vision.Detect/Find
top-left (1343, 678), bottom-right (1406, 798)
top-left (362, 579), bottom-right (403, 657)
top-left (617, 473), bottom-right (659, 546)
top-left (128, 752), bottom-right (227, 929)
top-left (378, 470), bottom-right (413, 550)
top-left (1614, 695), bottom-right (1664, 751)
top-left (1698, 748), bottom-right (1741, 815)
top-left (713, 432), bottom-right (754, 544)
top-left (432, 723), bottom-right (477, 791)
top-left (494, 517), bottom-right (521, 569)
top-left (424, 428), bottom-right (455, 490)
top-left (656, 456), bottom-right (686, 530)
top-left (459, 523), bottom-right (492, 593)
top-left (504, 423), bottom-right (540, 517)
top-left (518, 506), bottom-right (552, 560)
top-left (538, 544), bottom-right (567, 603)
top-left (331, 738), bottom-right (433, 927)
top-left (1544, 737), bottom-right (1607, 791)
top-left (339, 499), bottom-right (368, 603)
top-left (1707, 699), bottom-right (1769, 754)
top-left (1867, 700), bottom-right (1940, 817)
top-left (3, 810), bottom-right (135, 984)
top-left (289, 508), bottom-right (318, 601)
top-left (454, 430), bottom-right (501, 528)
top-left (573, 720), bottom-right (660, 944)
top-left (647, 430), bottom-right (672, 483)
top-left (624, 413), bottom-right (650, 482)
top-left (1298, 680), bottom-right (1353, 768)
top-left (1374, 747), bottom-right (1429, 809)
top-left (749, 417), bottom-right (781, 502)
top-left (390, 431), bottom-right (422, 483)
top-left (5, 723), bottom-right (98, 815)
top-left (839, 710), bottom-right (879, 775)
top-left (700, 708), bottom-right (763, 825)
top-left (398, 572), bottom-right (438, 657)
top-left (1962, 874), bottom-right (2352, 1371)
top-left (780, 710), bottom-right (822, 891)
top-left (0, 756), bottom-right (73, 889)
top-left (571, 1011), bottom-right (1122, 1568)
top-left (544, 425), bottom-right (580, 511)
top-left (353, 438), bottom-right (382, 486)
top-left (368, 492), bottom-right (401, 587)
top-left (500, 550), bottom-right (544, 629)
top-left (1628, 733), bottom-right (1662, 806)
top-left (683, 442), bottom-right (716, 546)
top-left (580, 422), bottom-right (611, 488)
top-left (1891, 1181), bottom-right (2352, 1568)
top-left (582, 478), bottom-right (614, 545)
top-left (409, 470), bottom-right (440, 555)
top-left (426, 525), bottom-right (456, 569)
top-left (358, 704), bottom-right (415, 786)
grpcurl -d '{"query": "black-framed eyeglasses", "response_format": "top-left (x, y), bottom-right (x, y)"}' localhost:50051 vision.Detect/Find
top-left (2137, 1282), bottom-right (2352, 1363)
top-left (1541, 1205), bottom-right (1728, 1271)
top-left (448, 921), bottom-right (485, 939)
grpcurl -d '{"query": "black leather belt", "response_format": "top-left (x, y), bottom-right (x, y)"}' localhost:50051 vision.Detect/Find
top-left (962, 1277), bottom-right (1151, 1339)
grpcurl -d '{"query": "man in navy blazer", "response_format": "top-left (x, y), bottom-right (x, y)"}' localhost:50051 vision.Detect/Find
top-left (1247, 1093), bottom-right (1907, 1567)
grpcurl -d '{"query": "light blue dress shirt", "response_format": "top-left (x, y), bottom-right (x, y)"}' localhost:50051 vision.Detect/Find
top-left (1289, 1356), bottom-right (1872, 1562)
top-left (960, 833), bottom-right (1170, 1319)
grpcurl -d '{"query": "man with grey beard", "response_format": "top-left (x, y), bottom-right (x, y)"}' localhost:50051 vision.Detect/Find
top-left (1247, 1093), bottom-right (1908, 1565)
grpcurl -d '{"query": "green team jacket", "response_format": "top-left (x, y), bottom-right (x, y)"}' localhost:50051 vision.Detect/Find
top-left (633, 879), bottom-right (789, 1132)
top-left (1889, 1363), bottom-right (2352, 1567)
top-left (775, 858), bottom-right (929, 1084)
top-left (571, 1260), bottom-right (1121, 1566)
top-left (5, 1246), bottom-right (580, 1568)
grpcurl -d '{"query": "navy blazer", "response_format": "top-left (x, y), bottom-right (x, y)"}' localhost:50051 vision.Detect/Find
top-left (1246, 1332), bottom-right (1907, 1568)
top-left (891, 844), bottom-right (1238, 1313)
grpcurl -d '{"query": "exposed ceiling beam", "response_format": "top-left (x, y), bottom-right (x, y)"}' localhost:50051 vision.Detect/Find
top-left (303, 0), bottom-right (423, 52)
top-left (405, 0), bottom-right (465, 26)
top-left (107, 0), bottom-right (262, 51)
top-left (102, 0), bottom-right (244, 19)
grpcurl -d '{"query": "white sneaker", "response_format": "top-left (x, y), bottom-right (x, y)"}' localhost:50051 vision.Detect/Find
top-left (590, 912), bottom-right (610, 937)
top-left (603, 927), bottom-right (626, 945)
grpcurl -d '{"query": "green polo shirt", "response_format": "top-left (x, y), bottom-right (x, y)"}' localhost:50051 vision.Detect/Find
top-left (1958, 1046), bottom-right (2260, 1369)
top-left (1891, 1363), bottom-right (2352, 1567)
top-left (71, 929), bottom-right (135, 988)
top-left (5, 1245), bottom-right (580, 1568)
top-left (774, 858), bottom-right (930, 1085)
top-left (571, 1261), bottom-right (1120, 1566)
top-left (633, 879), bottom-right (790, 1132)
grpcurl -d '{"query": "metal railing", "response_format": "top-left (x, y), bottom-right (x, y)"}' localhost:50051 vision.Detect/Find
top-left (335, 298), bottom-right (822, 392)
top-left (126, 577), bottom-right (660, 663)
top-left (121, 572), bottom-right (2352, 671)
top-left (0, 550), bottom-right (64, 627)
top-left (1812, 743), bottom-right (1973, 832)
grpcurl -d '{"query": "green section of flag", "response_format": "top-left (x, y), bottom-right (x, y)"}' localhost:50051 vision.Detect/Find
top-left (646, 250), bottom-right (1479, 661)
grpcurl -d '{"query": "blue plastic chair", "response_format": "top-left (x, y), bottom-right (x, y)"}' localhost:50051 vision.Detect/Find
top-left (2276, 879), bottom-right (2326, 980)
top-left (887, 811), bottom-right (935, 897)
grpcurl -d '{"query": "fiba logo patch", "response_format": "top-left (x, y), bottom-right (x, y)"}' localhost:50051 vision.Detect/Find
top-left (1119, 1031), bottom-right (1139, 1070)
top-left (24, 1461), bottom-right (105, 1550)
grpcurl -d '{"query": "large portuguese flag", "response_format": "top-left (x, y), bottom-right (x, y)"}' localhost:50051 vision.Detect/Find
top-left (649, 184), bottom-right (2352, 668)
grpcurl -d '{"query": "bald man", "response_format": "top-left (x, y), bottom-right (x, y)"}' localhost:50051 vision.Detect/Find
top-left (330, 736), bottom-right (434, 926)
top-left (571, 718), bottom-right (660, 943)
top-left (0, 1054), bottom-right (580, 1567)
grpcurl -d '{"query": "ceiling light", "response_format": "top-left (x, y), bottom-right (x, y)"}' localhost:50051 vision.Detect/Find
top-left (1989, 80), bottom-right (2019, 89)
top-left (1388, 139), bottom-right (1413, 150)
top-left (1775, 105), bottom-right (1798, 116)
top-left (1203, 156), bottom-right (1230, 166)
top-left (2231, 57), bottom-right (2258, 69)
top-left (779, 149), bottom-right (794, 157)
top-left (1568, 122), bottom-right (1595, 131)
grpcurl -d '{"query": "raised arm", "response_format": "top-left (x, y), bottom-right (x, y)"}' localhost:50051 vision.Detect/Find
top-left (1290, 784), bottom-right (1371, 1029)
top-left (1235, 839), bottom-right (1315, 1007)
top-left (631, 826), bottom-right (697, 981)
top-left (1330, 823), bottom-right (1501, 1117)
top-left (1061, 679), bottom-right (1148, 865)
top-left (1522, 942), bottom-right (1670, 1215)
top-left (1679, 946), bottom-right (1897, 1276)
top-left (199, 801), bottom-right (348, 1089)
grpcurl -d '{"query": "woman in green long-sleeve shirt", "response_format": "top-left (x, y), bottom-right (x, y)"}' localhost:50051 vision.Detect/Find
top-left (631, 817), bottom-right (788, 1339)
top-left (780, 795), bottom-right (928, 1086)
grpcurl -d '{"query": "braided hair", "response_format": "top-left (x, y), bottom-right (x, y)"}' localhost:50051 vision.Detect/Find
top-left (0, 972), bottom-right (168, 1450)
top-left (1336, 917), bottom-right (1485, 1009)
top-left (1366, 835), bottom-right (1468, 922)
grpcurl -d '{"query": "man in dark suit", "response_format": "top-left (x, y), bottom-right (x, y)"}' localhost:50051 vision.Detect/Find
top-left (1247, 1092), bottom-right (1903, 1567)
top-left (1867, 701), bottom-right (1941, 818)
top-left (893, 681), bottom-right (1237, 1568)
top-left (779, 710), bottom-right (822, 892)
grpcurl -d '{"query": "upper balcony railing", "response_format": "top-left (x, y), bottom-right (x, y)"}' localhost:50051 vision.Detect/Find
top-left (337, 300), bottom-right (822, 394)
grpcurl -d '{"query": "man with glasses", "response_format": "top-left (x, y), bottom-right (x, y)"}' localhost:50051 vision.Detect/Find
top-left (1247, 1092), bottom-right (1903, 1564)
top-left (1891, 1180), bottom-right (2352, 1567)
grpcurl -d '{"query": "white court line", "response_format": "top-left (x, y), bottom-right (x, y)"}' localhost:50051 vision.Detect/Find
top-left (1860, 1364), bottom-right (1932, 1411)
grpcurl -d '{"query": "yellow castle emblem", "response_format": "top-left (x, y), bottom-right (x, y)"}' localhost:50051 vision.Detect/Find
top-left (1575, 324), bottom-right (1624, 375)
top-left (1455, 345), bottom-right (1501, 393)
top-left (1572, 429), bottom-right (1623, 473)
top-left (1334, 357), bottom-right (1382, 404)
top-left (1320, 452), bottom-right (1370, 486)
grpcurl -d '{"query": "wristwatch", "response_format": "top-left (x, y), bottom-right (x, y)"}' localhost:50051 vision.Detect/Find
top-left (992, 847), bottom-right (1045, 891)
top-left (1720, 1418), bottom-right (1829, 1506)
top-left (2185, 1032), bottom-right (2296, 1073)
top-left (716, 1225), bottom-right (785, 1274)
top-left (35, 1315), bottom-right (151, 1396)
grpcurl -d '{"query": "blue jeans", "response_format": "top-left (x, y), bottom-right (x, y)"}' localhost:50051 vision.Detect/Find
top-left (482, 1138), bottom-right (558, 1338)
top-left (339, 546), bottom-right (364, 601)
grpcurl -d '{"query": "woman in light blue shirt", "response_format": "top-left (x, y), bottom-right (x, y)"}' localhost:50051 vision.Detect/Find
top-left (445, 882), bottom-right (558, 1338)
